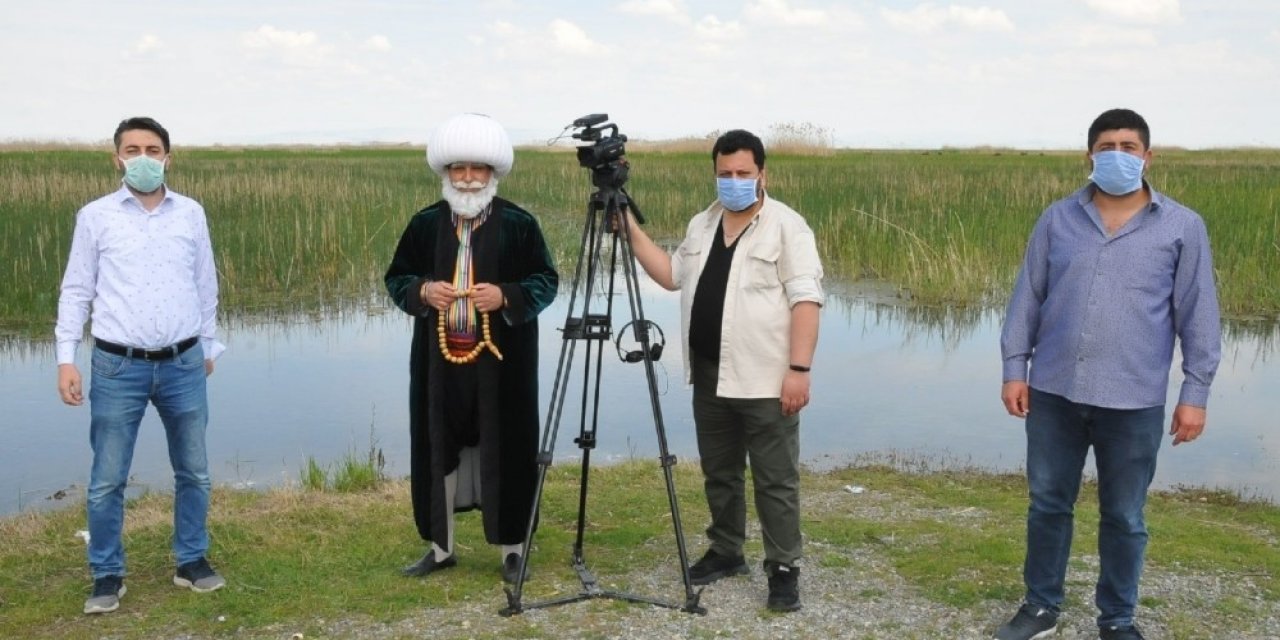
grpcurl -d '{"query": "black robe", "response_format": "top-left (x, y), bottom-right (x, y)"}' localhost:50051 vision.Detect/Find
top-left (385, 197), bottom-right (558, 545)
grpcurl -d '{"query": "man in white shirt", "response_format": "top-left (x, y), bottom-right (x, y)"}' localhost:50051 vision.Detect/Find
top-left (55, 117), bottom-right (227, 615)
top-left (625, 129), bottom-right (824, 612)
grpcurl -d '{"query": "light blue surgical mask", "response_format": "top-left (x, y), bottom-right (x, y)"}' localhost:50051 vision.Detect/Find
top-left (1089, 150), bottom-right (1145, 196)
top-left (120, 154), bottom-right (167, 193)
top-left (716, 177), bottom-right (759, 212)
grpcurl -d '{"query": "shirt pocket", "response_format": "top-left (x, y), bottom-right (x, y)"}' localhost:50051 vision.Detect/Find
top-left (674, 243), bottom-right (704, 285)
top-left (743, 239), bottom-right (782, 290)
top-left (1121, 242), bottom-right (1176, 297)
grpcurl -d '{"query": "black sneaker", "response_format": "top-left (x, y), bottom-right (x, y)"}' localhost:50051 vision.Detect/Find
top-left (83, 575), bottom-right (125, 614)
top-left (765, 562), bottom-right (801, 612)
top-left (993, 603), bottom-right (1058, 640)
top-left (1099, 624), bottom-right (1145, 640)
top-left (687, 549), bottom-right (749, 585)
top-left (174, 557), bottom-right (226, 593)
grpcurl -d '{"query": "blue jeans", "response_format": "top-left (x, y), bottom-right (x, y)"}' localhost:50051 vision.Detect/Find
top-left (87, 343), bottom-right (211, 578)
top-left (1022, 388), bottom-right (1164, 628)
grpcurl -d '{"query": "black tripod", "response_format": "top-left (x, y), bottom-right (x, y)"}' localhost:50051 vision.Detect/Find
top-left (499, 180), bottom-right (706, 617)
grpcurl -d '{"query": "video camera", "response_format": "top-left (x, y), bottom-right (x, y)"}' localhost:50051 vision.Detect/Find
top-left (571, 113), bottom-right (629, 191)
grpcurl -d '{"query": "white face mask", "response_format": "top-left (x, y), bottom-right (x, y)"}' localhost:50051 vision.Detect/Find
top-left (119, 154), bottom-right (166, 193)
top-left (442, 179), bottom-right (498, 219)
top-left (1089, 150), bottom-right (1145, 196)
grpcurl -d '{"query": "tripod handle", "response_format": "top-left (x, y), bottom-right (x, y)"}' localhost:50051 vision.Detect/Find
top-left (620, 188), bottom-right (646, 225)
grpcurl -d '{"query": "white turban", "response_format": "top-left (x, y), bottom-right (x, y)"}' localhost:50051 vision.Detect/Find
top-left (426, 113), bottom-right (514, 178)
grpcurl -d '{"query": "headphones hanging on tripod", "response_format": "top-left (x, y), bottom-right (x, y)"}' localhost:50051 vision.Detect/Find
top-left (614, 320), bottom-right (665, 363)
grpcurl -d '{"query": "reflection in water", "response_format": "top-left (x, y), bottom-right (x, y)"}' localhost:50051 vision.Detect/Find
top-left (2, 287), bottom-right (1277, 516)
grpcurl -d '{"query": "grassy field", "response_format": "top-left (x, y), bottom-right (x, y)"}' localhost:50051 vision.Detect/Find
top-left (1, 146), bottom-right (1277, 338)
top-left (0, 460), bottom-right (1276, 639)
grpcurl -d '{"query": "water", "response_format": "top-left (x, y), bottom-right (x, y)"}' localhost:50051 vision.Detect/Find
top-left (3, 283), bottom-right (1277, 516)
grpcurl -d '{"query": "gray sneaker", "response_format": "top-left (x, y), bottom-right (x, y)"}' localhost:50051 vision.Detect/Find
top-left (174, 557), bottom-right (226, 593)
top-left (84, 575), bottom-right (125, 614)
top-left (994, 603), bottom-right (1058, 640)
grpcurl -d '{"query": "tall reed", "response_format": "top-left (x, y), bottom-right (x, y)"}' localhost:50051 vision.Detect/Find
top-left (1, 147), bottom-right (1276, 338)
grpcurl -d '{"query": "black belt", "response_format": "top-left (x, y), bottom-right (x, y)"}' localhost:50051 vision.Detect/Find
top-left (95, 337), bottom-right (198, 361)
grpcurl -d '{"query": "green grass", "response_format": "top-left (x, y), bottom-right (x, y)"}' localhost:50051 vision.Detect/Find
top-left (1, 461), bottom-right (1276, 639)
top-left (2, 147), bottom-right (1278, 337)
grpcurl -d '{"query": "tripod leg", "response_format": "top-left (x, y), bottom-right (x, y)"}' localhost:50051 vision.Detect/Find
top-left (613, 194), bottom-right (707, 614)
top-left (505, 188), bottom-right (706, 616)
top-left (502, 193), bottom-right (605, 615)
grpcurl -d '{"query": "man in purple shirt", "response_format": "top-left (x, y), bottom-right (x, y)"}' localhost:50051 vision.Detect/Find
top-left (995, 109), bottom-right (1221, 640)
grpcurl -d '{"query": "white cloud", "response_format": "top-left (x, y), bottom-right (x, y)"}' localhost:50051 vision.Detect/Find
top-left (239, 25), bottom-right (332, 66)
top-left (548, 19), bottom-right (607, 55)
top-left (744, 0), bottom-right (826, 27)
top-left (133, 35), bottom-right (163, 55)
top-left (1082, 0), bottom-right (1182, 25)
top-left (365, 35), bottom-right (391, 52)
top-left (881, 4), bottom-right (1015, 35)
top-left (693, 15), bottom-right (743, 40)
top-left (617, 0), bottom-right (690, 24)
top-left (241, 25), bottom-right (320, 50)
top-left (1069, 24), bottom-right (1158, 48)
top-left (492, 21), bottom-right (522, 37)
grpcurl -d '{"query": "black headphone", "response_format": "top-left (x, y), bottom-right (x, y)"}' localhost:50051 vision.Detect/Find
top-left (615, 320), bottom-right (665, 363)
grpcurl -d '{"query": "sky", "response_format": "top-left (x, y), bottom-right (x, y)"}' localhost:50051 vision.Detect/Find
top-left (2, 1), bottom-right (1278, 149)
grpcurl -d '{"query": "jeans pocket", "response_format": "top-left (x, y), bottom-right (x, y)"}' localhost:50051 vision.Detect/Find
top-left (174, 343), bottom-right (206, 371)
top-left (91, 349), bottom-right (128, 377)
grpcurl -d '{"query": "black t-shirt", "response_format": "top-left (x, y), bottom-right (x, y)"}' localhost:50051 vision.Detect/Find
top-left (688, 222), bottom-right (739, 362)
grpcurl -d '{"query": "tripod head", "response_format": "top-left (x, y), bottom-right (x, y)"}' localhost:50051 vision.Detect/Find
top-left (570, 113), bottom-right (637, 205)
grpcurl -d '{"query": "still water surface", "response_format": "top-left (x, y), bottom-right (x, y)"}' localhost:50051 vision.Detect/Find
top-left (2, 284), bottom-right (1277, 516)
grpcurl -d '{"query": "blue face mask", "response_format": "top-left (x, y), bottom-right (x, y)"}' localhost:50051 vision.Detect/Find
top-left (1089, 150), bottom-right (1145, 196)
top-left (716, 177), bottom-right (759, 212)
top-left (120, 155), bottom-right (166, 193)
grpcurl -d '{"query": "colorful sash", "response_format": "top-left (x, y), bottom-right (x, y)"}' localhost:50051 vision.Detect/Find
top-left (444, 208), bottom-right (488, 357)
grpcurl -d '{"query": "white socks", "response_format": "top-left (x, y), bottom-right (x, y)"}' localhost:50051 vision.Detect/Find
top-left (431, 471), bottom-right (459, 560)
top-left (432, 470), bottom-right (526, 563)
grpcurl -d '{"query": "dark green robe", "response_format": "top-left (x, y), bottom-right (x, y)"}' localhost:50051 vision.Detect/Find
top-left (385, 197), bottom-right (558, 545)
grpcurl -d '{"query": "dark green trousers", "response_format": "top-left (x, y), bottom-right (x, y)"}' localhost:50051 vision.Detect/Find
top-left (691, 355), bottom-right (802, 567)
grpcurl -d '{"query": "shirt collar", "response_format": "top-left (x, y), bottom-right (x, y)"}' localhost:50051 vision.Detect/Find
top-left (114, 183), bottom-right (174, 213)
top-left (1075, 180), bottom-right (1165, 213)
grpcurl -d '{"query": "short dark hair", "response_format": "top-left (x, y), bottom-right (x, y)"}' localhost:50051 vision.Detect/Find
top-left (712, 129), bottom-right (766, 170)
top-left (113, 117), bottom-right (171, 153)
top-left (1087, 109), bottom-right (1150, 150)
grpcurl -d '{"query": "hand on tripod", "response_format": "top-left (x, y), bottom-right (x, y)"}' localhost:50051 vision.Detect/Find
top-left (615, 206), bottom-right (676, 291)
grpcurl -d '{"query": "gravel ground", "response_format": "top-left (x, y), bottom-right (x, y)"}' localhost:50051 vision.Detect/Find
top-left (233, 542), bottom-right (1280, 640)
top-left (134, 480), bottom-right (1277, 639)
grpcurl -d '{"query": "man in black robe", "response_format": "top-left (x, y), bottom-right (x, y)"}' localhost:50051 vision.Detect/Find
top-left (385, 113), bottom-right (558, 583)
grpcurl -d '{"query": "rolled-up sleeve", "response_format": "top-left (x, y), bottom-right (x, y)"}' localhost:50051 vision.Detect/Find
top-left (779, 220), bottom-right (824, 307)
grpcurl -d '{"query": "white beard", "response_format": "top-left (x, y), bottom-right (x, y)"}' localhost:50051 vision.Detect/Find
top-left (443, 179), bottom-right (498, 219)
